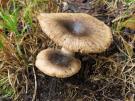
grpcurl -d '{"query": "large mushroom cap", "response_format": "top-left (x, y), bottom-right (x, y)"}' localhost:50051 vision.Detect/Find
top-left (35, 48), bottom-right (81, 78)
top-left (37, 13), bottom-right (112, 53)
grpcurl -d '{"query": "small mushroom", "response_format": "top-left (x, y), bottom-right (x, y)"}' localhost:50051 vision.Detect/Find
top-left (35, 48), bottom-right (81, 78)
top-left (37, 13), bottom-right (112, 54)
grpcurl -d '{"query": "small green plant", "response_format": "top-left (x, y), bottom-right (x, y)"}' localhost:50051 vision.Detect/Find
top-left (0, 77), bottom-right (14, 97)
top-left (125, 0), bottom-right (135, 4)
top-left (0, 40), bottom-right (3, 49)
top-left (23, 7), bottom-right (33, 28)
top-left (0, 8), bottom-right (20, 35)
top-left (0, 1), bottom-right (34, 36)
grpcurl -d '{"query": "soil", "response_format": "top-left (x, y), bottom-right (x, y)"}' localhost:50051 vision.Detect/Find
top-left (22, 54), bottom-right (126, 101)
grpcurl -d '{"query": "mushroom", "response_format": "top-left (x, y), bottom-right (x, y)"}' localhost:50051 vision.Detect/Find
top-left (37, 13), bottom-right (112, 54)
top-left (35, 48), bottom-right (81, 78)
top-left (36, 13), bottom-right (112, 78)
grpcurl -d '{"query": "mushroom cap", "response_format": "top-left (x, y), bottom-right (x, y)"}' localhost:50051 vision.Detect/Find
top-left (37, 13), bottom-right (112, 53)
top-left (35, 48), bottom-right (81, 78)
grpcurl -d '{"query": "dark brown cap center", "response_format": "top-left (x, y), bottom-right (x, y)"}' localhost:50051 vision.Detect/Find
top-left (48, 51), bottom-right (72, 67)
top-left (58, 20), bottom-right (88, 36)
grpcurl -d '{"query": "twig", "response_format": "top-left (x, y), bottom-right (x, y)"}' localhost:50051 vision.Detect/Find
top-left (32, 66), bottom-right (37, 101)
top-left (112, 14), bottom-right (132, 23)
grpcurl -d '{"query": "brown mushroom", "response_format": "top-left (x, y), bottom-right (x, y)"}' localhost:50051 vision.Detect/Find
top-left (37, 13), bottom-right (112, 54)
top-left (35, 48), bottom-right (81, 78)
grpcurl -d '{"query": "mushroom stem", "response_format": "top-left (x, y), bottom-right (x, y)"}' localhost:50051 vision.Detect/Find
top-left (61, 47), bottom-right (74, 56)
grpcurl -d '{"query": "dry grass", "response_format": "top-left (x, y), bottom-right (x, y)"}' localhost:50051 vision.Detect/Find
top-left (0, 0), bottom-right (135, 101)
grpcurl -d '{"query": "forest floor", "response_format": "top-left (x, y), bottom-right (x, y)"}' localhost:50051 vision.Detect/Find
top-left (0, 0), bottom-right (135, 101)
